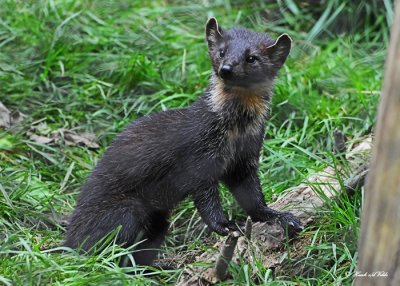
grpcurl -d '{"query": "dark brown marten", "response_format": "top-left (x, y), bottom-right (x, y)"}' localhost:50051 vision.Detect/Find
top-left (65, 18), bottom-right (302, 265)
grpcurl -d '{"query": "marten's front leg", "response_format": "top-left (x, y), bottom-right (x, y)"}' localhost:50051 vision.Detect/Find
top-left (192, 186), bottom-right (238, 236)
top-left (224, 167), bottom-right (303, 237)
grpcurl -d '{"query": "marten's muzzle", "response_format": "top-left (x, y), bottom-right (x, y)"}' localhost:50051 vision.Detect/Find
top-left (219, 64), bottom-right (233, 79)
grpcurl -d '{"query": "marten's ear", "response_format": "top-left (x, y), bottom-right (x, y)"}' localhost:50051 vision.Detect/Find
top-left (263, 34), bottom-right (291, 69)
top-left (205, 17), bottom-right (224, 52)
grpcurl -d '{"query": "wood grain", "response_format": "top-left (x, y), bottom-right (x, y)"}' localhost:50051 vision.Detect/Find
top-left (356, 1), bottom-right (400, 285)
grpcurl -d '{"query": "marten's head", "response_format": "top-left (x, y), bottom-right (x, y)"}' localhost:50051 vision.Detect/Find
top-left (205, 17), bottom-right (291, 89)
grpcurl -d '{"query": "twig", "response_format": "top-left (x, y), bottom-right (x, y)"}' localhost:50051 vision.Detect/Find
top-left (214, 231), bottom-right (240, 281)
top-left (245, 216), bottom-right (253, 240)
top-left (345, 164), bottom-right (369, 196)
top-left (334, 129), bottom-right (347, 154)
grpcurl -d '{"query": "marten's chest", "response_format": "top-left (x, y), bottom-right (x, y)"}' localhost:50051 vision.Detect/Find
top-left (220, 126), bottom-right (264, 171)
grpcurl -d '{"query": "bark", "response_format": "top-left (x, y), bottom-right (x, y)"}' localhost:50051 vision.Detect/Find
top-left (356, 1), bottom-right (400, 285)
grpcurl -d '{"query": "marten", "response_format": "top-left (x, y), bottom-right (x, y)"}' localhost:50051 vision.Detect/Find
top-left (65, 17), bottom-right (302, 266)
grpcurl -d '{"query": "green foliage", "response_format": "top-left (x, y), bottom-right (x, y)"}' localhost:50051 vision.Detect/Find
top-left (0, 0), bottom-right (390, 284)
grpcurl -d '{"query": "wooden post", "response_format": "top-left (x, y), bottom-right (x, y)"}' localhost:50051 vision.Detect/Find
top-left (356, 1), bottom-right (400, 285)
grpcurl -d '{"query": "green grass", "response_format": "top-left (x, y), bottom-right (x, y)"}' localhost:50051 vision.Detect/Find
top-left (0, 0), bottom-right (390, 285)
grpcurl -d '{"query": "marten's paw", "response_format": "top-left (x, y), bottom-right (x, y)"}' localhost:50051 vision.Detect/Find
top-left (210, 220), bottom-right (240, 236)
top-left (277, 211), bottom-right (303, 237)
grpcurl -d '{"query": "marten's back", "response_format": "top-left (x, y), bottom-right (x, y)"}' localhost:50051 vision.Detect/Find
top-left (72, 97), bottom-right (253, 211)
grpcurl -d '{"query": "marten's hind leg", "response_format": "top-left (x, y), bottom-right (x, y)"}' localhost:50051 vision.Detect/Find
top-left (129, 210), bottom-right (170, 266)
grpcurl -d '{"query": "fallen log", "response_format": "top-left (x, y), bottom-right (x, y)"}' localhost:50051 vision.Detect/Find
top-left (176, 135), bottom-right (372, 285)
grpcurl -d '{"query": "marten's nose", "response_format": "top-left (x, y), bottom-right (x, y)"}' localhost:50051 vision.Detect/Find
top-left (219, 65), bottom-right (233, 79)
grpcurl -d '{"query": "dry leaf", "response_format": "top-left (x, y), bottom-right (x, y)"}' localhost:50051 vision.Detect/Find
top-left (27, 132), bottom-right (54, 144)
top-left (0, 101), bottom-right (26, 128)
top-left (28, 124), bottom-right (99, 149)
top-left (56, 128), bottom-right (99, 148)
top-left (0, 102), bottom-right (11, 128)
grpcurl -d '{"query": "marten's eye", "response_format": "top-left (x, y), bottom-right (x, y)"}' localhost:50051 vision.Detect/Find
top-left (246, 56), bottom-right (257, 63)
top-left (219, 49), bottom-right (225, 58)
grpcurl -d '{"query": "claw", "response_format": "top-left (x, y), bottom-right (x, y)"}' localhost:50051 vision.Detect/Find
top-left (210, 220), bottom-right (240, 236)
top-left (277, 211), bottom-right (303, 237)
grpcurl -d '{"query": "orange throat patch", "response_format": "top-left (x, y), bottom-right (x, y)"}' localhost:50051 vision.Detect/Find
top-left (208, 78), bottom-right (270, 117)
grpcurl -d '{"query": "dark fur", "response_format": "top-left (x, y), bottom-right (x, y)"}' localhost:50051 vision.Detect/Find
top-left (65, 18), bottom-right (302, 265)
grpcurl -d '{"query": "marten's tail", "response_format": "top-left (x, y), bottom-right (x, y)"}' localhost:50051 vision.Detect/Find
top-left (64, 199), bottom-right (169, 266)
